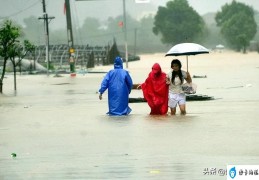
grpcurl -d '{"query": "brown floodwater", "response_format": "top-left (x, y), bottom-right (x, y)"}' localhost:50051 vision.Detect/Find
top-left (1, 51), bottom-right (259, 179)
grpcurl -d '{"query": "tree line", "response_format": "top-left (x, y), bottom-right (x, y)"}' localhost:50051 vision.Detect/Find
top-left (1, 0), bottom-right (259, 93)
top-left (20, 0), bottom-right (258, 53)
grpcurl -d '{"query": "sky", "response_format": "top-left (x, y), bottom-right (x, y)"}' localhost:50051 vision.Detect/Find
top-left (1, 0), bottom-right (259, 30)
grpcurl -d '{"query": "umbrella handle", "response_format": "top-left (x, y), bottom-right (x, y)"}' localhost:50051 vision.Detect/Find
top-left (186, 55), bottom-right (188, 72)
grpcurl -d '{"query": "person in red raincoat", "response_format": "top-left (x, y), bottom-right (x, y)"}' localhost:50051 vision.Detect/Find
top-left (140, 63), bottom-right (169, 115)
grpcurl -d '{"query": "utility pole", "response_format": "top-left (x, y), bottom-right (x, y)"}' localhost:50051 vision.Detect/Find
top-left (39, 0), bottom-right (54, 76)
top-left (122, 0), bottom-right (128, 68)
top-left (65, 0), bottom-right (76, 77)
top-left (75, 0), bottom-right (128, 68)
top-left (134, 28), bottom-right (137, 56)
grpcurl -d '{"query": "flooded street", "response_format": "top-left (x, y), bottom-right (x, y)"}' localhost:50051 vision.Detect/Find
top-left (1, 52), bottom-right (259, 179)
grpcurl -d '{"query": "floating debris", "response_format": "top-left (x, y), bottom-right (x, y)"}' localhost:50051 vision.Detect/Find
top-left (129, 94), bottom-right (215, 103)
top-left (52, 83), bottom-right (70, 85)
top-left (225, 86), bottom-right (243, 89)
top-left (53, 74), bottom-right (63, 78)
top-left (186, 94), bottom-right (214, 101)
top-left (193, 75), bottom-right (207, 78)
top-left (149, 170), bottom-right (160, 174)
top-left (11, 153), bottom-right (17, 158)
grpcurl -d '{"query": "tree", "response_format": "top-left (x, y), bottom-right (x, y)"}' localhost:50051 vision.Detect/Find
top-left (137, 14), bottom-right (166, 53)
top-left (8, 40), bottom-right (35, 91)
top-left (153, 0), bottom-right (205, 45)
top-left (215, 1), bottom-right (257, 53)
top-left (87, 51), bottom-right (94, 68)
top-left (0, 20), bottom-right (35, 93)
top-left (0, 20), bottom-right (20, 93)
top-left (107, 39), bottom-right (120, 65)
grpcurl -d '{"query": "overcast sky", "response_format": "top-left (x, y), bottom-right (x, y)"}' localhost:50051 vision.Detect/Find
top-left (1, 0), bottom-right (259, 30)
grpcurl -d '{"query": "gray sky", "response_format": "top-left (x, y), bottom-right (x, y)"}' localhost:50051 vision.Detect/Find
top-left (1, 0), bottom-right (259, 30)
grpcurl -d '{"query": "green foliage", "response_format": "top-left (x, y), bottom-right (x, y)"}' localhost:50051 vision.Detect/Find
top-left (9, 40), bottom-right (36, 66)
top-left (153, 0), bottom-right (206, 45)
top-left (8, 38), bottom-right (36, 91)
top-left (215, 1), bottom-right (257, 52)
top-left (24, 40), bottom-right (36, 52)
top-left (0, 20), bottom-right (22, 92)
top-left (254, 12), bottom-right (259, 40)
top-left (87, 51), bottom-right (95, 68)
top-left (14, 12), bottom-right (167, 53)
top-left (0, 20), bottom-right (36, 92)
top-left (42, 62), bottom-right (55, 70)
top-left (107, 39), bottom-right (120, 65)
top-left (0, 20), bottom-right (21, 59)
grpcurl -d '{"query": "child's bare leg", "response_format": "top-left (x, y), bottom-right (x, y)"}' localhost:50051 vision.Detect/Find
top-left (179, 104), bottom-right (186, 115)
top-left (170, 107), bottom-right (176, 115)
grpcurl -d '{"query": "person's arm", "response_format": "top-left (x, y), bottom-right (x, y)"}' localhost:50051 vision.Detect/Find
top-left (166, 74), bottom-right (171, 85)
top-left (136, 84), bottom-right (142, 89)
top-left (185, 71), bottom-right (192, 83)
top-left (98, 73), bottom-right (109, 100)
top-left (125, 71), bottom-right (133, 94)
top-left (99, 93), bottom-right (102, 100)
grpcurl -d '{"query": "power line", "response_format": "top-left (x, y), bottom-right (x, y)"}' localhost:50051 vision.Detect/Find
top-left (0, 1), bottom-right (40, 20)
top-left (38, 0), bottom-right (55, 76)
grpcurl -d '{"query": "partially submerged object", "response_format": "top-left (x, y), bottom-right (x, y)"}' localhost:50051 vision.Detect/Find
top-left (193, 75), bottom-right (207, 78)
top-left (130, 83), bottom-right (214, 103)
top-left (186, 94), bottom-right (214, 101)
top-left (129, 94), bottom-right (214, 103)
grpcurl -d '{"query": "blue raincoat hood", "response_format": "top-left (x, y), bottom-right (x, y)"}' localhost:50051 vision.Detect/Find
top-left (114, 56), bottom-right (123, 69)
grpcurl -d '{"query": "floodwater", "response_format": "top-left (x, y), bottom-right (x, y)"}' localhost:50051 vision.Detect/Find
top-left (1, 51), bottom-right (259, 179)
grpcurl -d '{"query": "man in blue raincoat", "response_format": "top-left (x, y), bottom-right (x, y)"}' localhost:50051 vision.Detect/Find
top-left (98, 56), bottom-right (133, 116)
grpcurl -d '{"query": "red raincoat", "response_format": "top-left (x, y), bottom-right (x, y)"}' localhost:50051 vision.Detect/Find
top-left (141, 63), bottom-right (169, 115)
